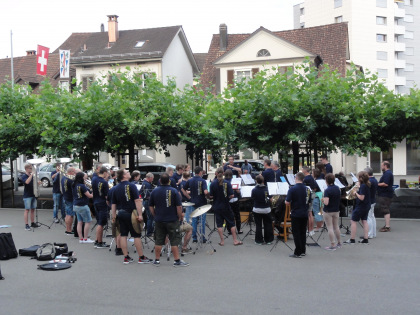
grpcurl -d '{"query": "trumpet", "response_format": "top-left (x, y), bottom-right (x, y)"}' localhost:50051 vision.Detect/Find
top-left (346, 184), bottom-right (359, 200)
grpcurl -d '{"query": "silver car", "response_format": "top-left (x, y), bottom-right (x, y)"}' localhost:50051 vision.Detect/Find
top-left (38, 164), bottom-right (56, 188)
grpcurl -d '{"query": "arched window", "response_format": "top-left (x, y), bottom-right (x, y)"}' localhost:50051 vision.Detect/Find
top-left (257, 49), bottom-right (271, 57)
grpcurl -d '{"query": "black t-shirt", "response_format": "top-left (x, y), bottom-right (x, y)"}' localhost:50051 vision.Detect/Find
top-left (73, 183), bottom-right (89, 206)
top-left (111, 181), bottom-right (139, 211)
top-left (139, 180), bottom-right (153, 200)
top-left (223, 163), bottom-right (240, 177)
top-left (251, 185), bottom-right (270, 208)
top-left (303, 175), bottom-right (319, 192)
top-left (209, 179), bottom-right (233, 211)
top-left (92, 176), bottom-right (109, 205)
top-left (286, 183), bottom-right (310, 218)
top-left (61, 176), bottom-right (73, 202)
top-left (325, 163), bottom-right (333, 174)
top-left (22, 173), bottom-right (35, 198)
top-left (262, 168), bottom-right (275, 184)
top-left (323, 184), bottom-right (341, 212)
top-left (51, 170), bottom-right (61, 194)
top-left (355, 183), bottom-right (371, 212)
top-left (149, 185), bottom-right (181, 222)
top-left (172, 172), bottom-right (182, 187)
top-left (378, 170), bottom-right (394, 198)
top-left (184, 176), bottom-right (208, 207)
top-left (369, 177), bottom-right (378, 204)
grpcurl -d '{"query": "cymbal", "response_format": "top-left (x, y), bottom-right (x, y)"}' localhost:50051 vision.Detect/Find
top-left (191, 204), bottom-right (212, 218)
top-left (131, 209), bottom-right (143, 234)
top-left (182, 202), bottom-right (195, 207)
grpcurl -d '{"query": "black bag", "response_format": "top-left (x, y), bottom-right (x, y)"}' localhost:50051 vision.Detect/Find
top-left (38, 263), bottom-right (72, 271)
top-left (36, 243), bottom-right (56, 261)
top-left (54, 243), bottom-right (68, 256)
top-left (19, 245), bottom-right (41, 257)
top-left (0, 233), bottom-right (18, 260)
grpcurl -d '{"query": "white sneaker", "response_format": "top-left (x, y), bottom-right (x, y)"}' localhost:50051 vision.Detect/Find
top-left (82, 238), bottom-right (95, 244)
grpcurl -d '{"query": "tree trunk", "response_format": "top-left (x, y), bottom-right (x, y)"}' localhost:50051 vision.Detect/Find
top-left (128, 144), bottom-right (135, 173)
top-left (292, 141), bottom-right (299, 174)
top-left (313, 142), bottom-right (318, 165)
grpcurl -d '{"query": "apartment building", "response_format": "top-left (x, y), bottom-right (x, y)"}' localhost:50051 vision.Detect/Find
top-left (293, 0), bottom-right (419, 176)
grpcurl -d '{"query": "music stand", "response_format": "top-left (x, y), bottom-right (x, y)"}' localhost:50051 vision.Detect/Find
top-left (240, 211), bottom-right (256, 241)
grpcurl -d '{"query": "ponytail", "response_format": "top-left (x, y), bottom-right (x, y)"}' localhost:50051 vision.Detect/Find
top-left (216, 167), bottom-right (224, 186)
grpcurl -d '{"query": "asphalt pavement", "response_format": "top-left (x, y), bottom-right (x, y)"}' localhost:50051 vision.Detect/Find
top-left (0, 207), bottom-right (419, 315)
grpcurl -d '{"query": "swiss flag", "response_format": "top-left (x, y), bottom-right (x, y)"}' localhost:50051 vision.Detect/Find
top-left (36, 45), bottom-right (50, 76)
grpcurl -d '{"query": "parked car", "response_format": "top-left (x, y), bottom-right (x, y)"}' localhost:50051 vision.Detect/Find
top-left (134, 163), bottom-right (176, 185)
top-left (38, 163), bottom-right (57, 187)
top-left (234, 159), bottom-right (265, 177)
top-left (1, 165), bottom-right (25, 187)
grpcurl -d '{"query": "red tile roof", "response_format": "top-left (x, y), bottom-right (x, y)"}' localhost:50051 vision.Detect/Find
top-left (200, 23), bottom-right (349, 93)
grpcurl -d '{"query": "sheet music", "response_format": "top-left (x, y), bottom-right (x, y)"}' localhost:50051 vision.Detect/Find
top-left (334, 178), bottom-right (345, 189)
top-left (286, 174), bottom-right (296, 185)
top-left (350, 172), bottom-right (358, 183)
top-left (268, 182), bottom-right (289, 195)
top-left (316, 179), bottom-right (328, 193)
top-left (241, 174), bottom-right (255, 185)
top-left (231, 177), bottom-right (242, 188)
top-left (240, 185), bottom-right (255, 198)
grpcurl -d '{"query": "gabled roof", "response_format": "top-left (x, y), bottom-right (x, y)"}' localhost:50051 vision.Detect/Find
top-left (0, 54), bottom-right (73, 92)
top-left (193, 53), bottom-right (208, 73)
top-left (55, 26), bottom-right (196, 68)
top-left (200, 23), bottom-right (349, 93)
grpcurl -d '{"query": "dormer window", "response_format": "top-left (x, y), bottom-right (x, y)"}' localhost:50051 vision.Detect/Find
top-left (257, 49), bottom-right (271, 57)
top-left (135, 41), bottom-right (145, 48)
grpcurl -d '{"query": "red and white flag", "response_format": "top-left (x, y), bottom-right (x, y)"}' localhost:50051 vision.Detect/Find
top-left (36, 45), bottom-right (50, 76)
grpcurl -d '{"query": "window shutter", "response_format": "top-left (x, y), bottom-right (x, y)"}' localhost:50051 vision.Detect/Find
top-left (227, 70), bottom-right (234, 87)
top-left (82, 77), bottom-right (87, 91)
top-left (252, 68), bottom-right (259, 78)
top-left (216, 68), bottom-right (221, 94)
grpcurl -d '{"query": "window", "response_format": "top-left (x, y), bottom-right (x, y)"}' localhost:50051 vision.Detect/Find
top-left (227, 68), bottom-right (259, 87)
top-left (405, 63), bottom-right (414, 71)
top-left (377, 51), bottom-right (388, 60)
top-left (377, 69), bottom-right (388, 78)
top-left (376, 34), bottom-right (387, 42)
top-left (404, 31), bottom-right (414, 39)
top-left (406, 80), bottom-right (415, 88)
top-left (407, 141), bottom-right (420, 175)
top-left (257, 49), bottom-right (271, 57)
top-left (335, 16), bottom-right (343, 23)
top-left (376, 0), bottom-right (387, 8)
top-left (236, 70), bottom-right (252, 82)
top-left (134, 41), bottom-right (145, 48)
top-left (405, 47), bottom-right (414, 55)
top-left (376, 16), bottom-right (387, 25)
top-left (370, 149), bottom-right (393, 174)
top-left (404, 14), bottom-right (414, 22)
top-left (300, 7), bottom-right (304, 15)
top-left (334, 0), bottom-right (342, 8)
top-left (82, 76), bottom-right (94, 91)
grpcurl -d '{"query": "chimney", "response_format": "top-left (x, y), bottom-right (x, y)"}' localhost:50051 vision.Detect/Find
top-left (107, 15), bottom-right (119, 43)
top-left (26, 50), bottom-right (36, 56)
top-left (100, 23), bottom-right (105, 32)
top-left (219, 24), bottom-right (228, 51)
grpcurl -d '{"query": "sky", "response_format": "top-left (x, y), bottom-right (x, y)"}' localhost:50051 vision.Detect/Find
top-left (0, 0), bottom-right (302, 59)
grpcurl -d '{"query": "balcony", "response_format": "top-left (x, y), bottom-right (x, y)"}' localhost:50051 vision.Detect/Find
top-left (395, 7), bottom-right (405, 19)
top-left (395, 76), bottom-right (406, 86)
top-left (394, 25), bottom-right (406, 35)
top-left (395, 59), bottom-right (406, 69)
top-left (394, 42), bottom-right (406, 52)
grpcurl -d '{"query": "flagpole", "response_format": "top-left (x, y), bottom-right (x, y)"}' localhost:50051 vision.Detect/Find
top-left (10, 30), bottom-right (19, 193)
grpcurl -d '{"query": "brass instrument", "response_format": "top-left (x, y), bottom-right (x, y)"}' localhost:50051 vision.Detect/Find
top-left (85, 178), bottom-right (92, 190)
top-left (271, 195), bottom-right (280, 208)
top-left (27, 159), bottom-right (44, 198)
top-left (346, 184), bottom-right (359, 200)
top-left (58, 158), bottom-right (71, 194)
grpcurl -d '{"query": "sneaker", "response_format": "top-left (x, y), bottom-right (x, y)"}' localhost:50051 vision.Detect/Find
top-left (94, 240), bottom-right (99, 246)
top-left (254, 242), bottom-right (264, 245)
top-left (300, 253), bottom-right (306, 257)
top-left (54, 218), bottom-right (59, 223)
top-left (379, 226), bottom-right (391, 232)
top-left (192, 239), bottom-right (198, 243)
top-left (237, 231), bottom-right (243, 235)
top-left (152, 260), bottom-right (161, 267)
top-left (344, 239), bottom-right (356, 244)
top-left (289, 254), bottom-right (301, 258)
top-left (202, 237), bottom-right (207, 244)
top-left (266, 242), bottom-right (272, 245)
top-left (65, 231), bottom-right (74, 235)
top-left (359, 236), bottom-right (373, 239)
top-left (324, 246), bottom-right (337, 251)
top-left (115, 248), bottom-right (124, 256)
top-left (83, 238), bottom-right (95, 244)
top-left (173, 260), bottom-right (189, 267)
top-left (123, 256), bottom-right (134, 264)
top-left (138, 256), bottom-right (153, 264)
top-left (25, 224), bottom-right (31, 231)
top-left (358, 239), bottom-right (369, 244)
top-left (79, 239), bottom-right (84, 244)
top-left (181, 248), bottom-right (193, 255)
top-left (336, 243), bottom-right (342, 249)
top-left (95, 242), bottom-right (110, 249)
top-left (30, 222), bottom-right (39, 228)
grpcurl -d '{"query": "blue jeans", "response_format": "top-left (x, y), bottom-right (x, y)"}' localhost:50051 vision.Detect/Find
top-left (192, 208), bottom-right (206, 240)
top-left (312, 197), bottom-right (323, 222)
top-left (184, 206), bottom-right (194, 224)
top-left (53, 193), bottom-right (64, 219)
top-left (74, 205), bottom-right (92, 223)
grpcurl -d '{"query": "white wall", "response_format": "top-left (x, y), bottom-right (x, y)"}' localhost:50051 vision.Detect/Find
top-left (162, 32), bottom-right (194, 89)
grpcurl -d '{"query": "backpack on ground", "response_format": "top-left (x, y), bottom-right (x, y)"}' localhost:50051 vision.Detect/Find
top-left (54, 243), bottom-right (68, 256)
top-left (36, 243), bottom-right (56, 261)
top-left (19, 245), bottom-right (41, 257)
top-left (0, 233), bottom-right (18, 260)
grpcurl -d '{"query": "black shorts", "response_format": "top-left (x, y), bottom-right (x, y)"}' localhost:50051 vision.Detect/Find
top-left (352, 207), bottom-right (369, 222)
top-left (95, 203), bottom-right (109, 226)
top-left (377, 196), bottom-right (392, 215)
top-left (154, 221), bottom-right (181, 246)
top-left (214, 208), bottom-right (235, 229)
top-left (117, 210), bottom-right (141, 238)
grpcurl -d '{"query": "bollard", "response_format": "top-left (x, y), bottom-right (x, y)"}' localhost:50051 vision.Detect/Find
top-left (0, 264), bottom-right (4, 280)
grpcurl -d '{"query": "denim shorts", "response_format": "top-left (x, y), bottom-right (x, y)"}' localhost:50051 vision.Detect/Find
top-left (23, 197), bottom-right (37, 210)
top-left (64, 200), bottom-right (75, 216)
top-left (74, 205), bottom-right (92, 223)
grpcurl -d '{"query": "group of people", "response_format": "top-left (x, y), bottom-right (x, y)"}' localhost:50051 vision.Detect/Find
top-left (285, 158), bottom-right (394, 258)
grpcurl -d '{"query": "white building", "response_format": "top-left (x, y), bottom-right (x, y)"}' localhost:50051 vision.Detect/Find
top-left (294, 0), bottom-right (420, 177)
